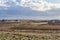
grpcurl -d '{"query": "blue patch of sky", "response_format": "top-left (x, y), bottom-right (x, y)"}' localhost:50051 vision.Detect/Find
top-left (16, 0), bottom-right (21, 2)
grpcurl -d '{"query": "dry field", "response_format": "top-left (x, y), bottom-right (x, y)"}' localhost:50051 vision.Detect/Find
top-left (0, 20), bottom-right (60, 30)
top-left (0, 31), bottom-right (60, 40)
top-left (0, 20), bottom-right (60, 40)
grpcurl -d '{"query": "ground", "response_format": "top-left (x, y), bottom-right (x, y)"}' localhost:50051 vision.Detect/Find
top-left (0, 31), bottom-right (60, 40)
top-left (0, 20), bottom-right (60, 40)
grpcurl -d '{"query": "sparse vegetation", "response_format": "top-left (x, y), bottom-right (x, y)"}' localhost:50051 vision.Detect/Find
top-left (0, 32), bottom-right (60, 40)
top-left (0, 20), bottom-right (60, 40)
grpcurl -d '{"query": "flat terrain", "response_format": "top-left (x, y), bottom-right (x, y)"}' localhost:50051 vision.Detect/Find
top-left (0, 21), bottom-right (60, 31)
top-left (0, 31), bottom-right (60, 40)
top-left (0, 20), bottom-right (60, 40)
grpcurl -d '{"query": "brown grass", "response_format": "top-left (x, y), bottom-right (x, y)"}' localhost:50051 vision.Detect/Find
top-left (0, 20), bottom-right (60, 31)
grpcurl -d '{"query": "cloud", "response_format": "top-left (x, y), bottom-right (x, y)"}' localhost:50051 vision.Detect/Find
top-left (0, 0), bottom-right (7, 7)
top-left (0, 6), bottom-right (60, 20)
top-left (0, 0), bottom-right (60, 20)
top-left (0, 0), bottom-right (11, 7)
top-left (17, 0), bottom-right (60, 11)
top-left (0, 0), bottom-right (60, 11)
top-left (0, 0), bottom-right (18, 7)
top-left (0, 4), bottom-right (7, 7)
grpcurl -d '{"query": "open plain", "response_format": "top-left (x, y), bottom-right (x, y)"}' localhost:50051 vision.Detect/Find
top-left (0, 20), bottom-right (60, 40)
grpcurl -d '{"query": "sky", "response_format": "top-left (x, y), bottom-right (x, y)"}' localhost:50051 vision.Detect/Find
top-left (0, 0), bottom-right (60, 20)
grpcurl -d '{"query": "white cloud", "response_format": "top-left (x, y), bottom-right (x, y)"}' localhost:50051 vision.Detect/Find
top-left (0, 0), bottom-right (60, 20)
top-left (0, 4), bottom-right (7, 7)
top-left (18, 0), bottom-right (60, 11)
top-left (12, 0), bottom-right (16, 2)
top-left (0, 0), bottom-right (17, 7)
top-left (0, 0), bottom-right (8, 7)
top-left (0, 0), bottom-right (60, 11)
